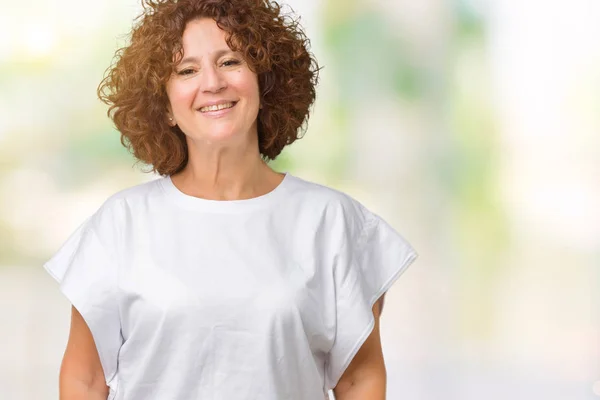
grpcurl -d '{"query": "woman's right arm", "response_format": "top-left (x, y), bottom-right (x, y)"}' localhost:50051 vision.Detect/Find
top-left (59, 306), bottom-right (109, 400)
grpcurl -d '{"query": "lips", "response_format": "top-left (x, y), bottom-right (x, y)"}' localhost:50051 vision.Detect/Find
top-left (198, 101), bottom-right (238, 113)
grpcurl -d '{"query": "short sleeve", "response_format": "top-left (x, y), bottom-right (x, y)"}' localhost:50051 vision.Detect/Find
top-left (324, 210), bottom-right (418, 390)
top-left (43, 216), bottom-right (122, 389)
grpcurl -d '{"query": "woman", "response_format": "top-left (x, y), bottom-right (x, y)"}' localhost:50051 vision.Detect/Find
top-left (44, 0), bottom-right (418, 399)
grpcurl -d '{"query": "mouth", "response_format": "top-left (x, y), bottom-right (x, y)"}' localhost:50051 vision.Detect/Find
top-left (198, 101), bottom-right (238, 113)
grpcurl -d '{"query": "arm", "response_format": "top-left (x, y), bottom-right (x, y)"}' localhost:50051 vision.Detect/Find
top-left (333, 295), bottom-right (387, 400)
top-left (59, 306), bottom-right (109, 400)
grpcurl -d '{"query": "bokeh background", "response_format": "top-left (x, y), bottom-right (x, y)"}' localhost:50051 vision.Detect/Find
top-left (1, 0), bottom-right (599, 399)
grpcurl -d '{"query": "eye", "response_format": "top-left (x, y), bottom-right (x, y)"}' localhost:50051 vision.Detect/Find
top-left (222, 59), bottom-right (241, 67)
top-left (177, 68), bottom-right (195, 76)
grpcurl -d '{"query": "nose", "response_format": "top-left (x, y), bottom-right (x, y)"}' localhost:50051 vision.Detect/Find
top-left (200, 65), bottom-right (227, 93)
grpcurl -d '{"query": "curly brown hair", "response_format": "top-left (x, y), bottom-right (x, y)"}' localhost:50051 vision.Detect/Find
top-left (97, 0), bottom-right (320, 176)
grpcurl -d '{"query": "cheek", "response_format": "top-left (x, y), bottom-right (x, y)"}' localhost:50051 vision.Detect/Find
top-left (231, 72), bottom-right (260, 102)
top-left (166, 82), bottom-right (197, 109)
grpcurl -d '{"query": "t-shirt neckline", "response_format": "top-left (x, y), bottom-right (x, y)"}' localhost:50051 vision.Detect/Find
top-left (159, 171), bottom-right (292, 213)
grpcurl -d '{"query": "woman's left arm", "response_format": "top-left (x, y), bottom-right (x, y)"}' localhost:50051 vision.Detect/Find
top-left (332, 295), bottom-right (387, 400)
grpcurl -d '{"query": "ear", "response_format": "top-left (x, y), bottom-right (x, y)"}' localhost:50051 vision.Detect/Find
top-left (167, 114), bottom-right (176, 126)
top-left (166, 104), bottom-right (176, 126)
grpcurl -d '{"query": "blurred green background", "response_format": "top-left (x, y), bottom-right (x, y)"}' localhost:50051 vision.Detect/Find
top-left (1, 0), bottom-right (599, 399)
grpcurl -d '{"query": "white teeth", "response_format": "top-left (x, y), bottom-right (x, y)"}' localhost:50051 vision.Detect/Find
top-left (200, 102), bottom-right (235, 112)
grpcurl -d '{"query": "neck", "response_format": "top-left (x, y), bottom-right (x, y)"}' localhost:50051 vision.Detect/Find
top-left (170, 135), bottom-right (281, 201)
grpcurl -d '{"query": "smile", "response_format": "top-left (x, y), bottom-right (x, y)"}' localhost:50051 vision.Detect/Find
top-left (199, 102), bottom-right (237, 113)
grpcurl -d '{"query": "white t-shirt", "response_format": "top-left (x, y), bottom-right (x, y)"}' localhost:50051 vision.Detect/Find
top-left (44, 172), bottom-right (417, 400)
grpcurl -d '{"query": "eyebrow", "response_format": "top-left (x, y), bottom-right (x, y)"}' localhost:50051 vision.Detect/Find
top-left (178, 49), bottom-right (235, 65)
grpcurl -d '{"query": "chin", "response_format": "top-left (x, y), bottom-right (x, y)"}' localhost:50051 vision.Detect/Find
top-left (200, 128), bottom-right (246, 143)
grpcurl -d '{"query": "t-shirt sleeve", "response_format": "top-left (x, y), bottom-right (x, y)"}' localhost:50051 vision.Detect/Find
top-left (43, 216), bottom-right (122, 387)
top-left (324, 208), bottom-right (418, 390)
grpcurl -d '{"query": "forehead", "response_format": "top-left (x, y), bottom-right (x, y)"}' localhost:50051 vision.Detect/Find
top-left (181, 18), bottom-right (231, 53)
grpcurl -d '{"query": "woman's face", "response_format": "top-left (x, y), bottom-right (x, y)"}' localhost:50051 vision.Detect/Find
top-left (165, 18), bottom-right (260, 144)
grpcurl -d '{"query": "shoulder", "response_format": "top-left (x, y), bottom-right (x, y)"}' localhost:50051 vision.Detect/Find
top-left (86, 176), bottom-right (164, 242)
top-left (285, 174), bottom-right (376, 241)
top-left (287, 173), bottom-right (372, 213)
top-left (104, 175), bottom-right (165, 207)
